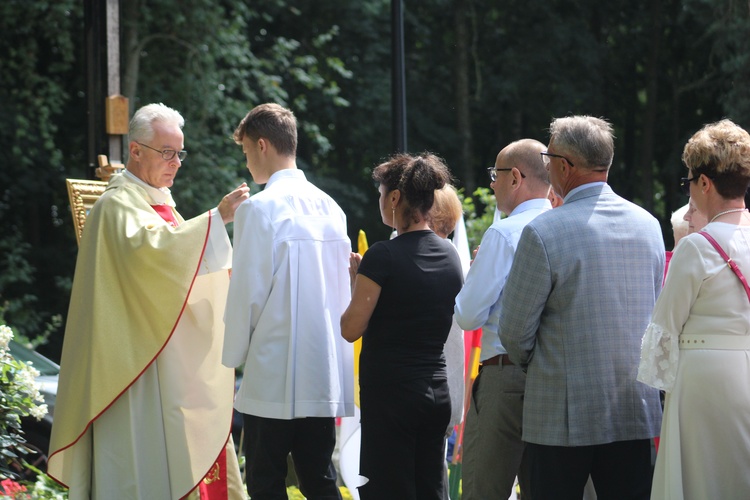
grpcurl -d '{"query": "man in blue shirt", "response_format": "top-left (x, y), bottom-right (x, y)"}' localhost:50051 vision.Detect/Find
top-left (454, 138), bottom-right (552, 499)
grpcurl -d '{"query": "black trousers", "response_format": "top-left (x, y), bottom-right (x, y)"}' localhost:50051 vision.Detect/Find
top-left (358, 376), bottom-right (451, 500)
top-left (242, 414), bottom-right (341, 500)
top-left (526, 439), bottom-right (653, 500)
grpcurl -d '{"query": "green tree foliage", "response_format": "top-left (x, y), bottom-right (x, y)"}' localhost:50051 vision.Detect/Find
top-left (460, 187), bottom-right (497, 251)
top-left (708, 0), bottom-right (750, 122)
top-left (390, 0), bottom-right (749, 245)
top-left (245, 0), bottom-right (396, 241)
top-left (0, 0), bottom-right (83, 354)
top-left (122, 0), bottom-right (359, 220)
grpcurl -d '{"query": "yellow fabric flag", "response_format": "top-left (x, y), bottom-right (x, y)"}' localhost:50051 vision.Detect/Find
top-left (353, 230), bottom-right (369, 407)
top-left (357, 229), bottom-right (369, 255)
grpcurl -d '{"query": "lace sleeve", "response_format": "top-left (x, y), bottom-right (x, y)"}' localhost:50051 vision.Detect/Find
top-left (637, 322), bottom-right (679, 392)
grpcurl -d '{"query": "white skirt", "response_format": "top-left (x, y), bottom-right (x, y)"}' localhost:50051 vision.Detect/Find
top-left (651, 347), bottom-right (750, 499)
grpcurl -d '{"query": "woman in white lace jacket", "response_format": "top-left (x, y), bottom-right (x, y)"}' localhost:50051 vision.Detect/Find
top-left (638, 119), bottom-right (750, 500)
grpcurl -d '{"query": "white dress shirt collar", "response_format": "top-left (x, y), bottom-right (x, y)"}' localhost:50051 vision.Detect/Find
top-left (266, 168), bottom-right (305, 187)
top-left (509, 197), bottom-right (554, 217)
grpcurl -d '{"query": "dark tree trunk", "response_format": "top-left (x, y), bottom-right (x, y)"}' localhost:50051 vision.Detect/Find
top-left (122, 0), bottom-right (140, 116)
top-left (454, 0), bottom-right (474, 192)
top-left (638, 0), bottom-right (663, 211)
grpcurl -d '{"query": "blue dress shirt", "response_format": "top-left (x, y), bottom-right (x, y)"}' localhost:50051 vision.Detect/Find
top-left (454, 197), bottom-right (552, 361)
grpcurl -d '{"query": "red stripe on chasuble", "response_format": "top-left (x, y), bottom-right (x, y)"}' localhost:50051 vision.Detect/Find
top-left (151, 204), bottom-right (179, 227)
top-left (197, 447), bottom-right (229, 499)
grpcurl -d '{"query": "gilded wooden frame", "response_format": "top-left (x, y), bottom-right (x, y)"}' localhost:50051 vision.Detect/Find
top-left (66, 179), bottom-right (108, 245)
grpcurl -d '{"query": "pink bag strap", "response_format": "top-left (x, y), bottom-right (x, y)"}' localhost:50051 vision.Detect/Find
top-left (699, 231), bottom-right (750, 303)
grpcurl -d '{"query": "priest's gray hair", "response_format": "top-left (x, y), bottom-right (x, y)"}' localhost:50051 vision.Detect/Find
top-left (129, 103), bottom-right (185, 143)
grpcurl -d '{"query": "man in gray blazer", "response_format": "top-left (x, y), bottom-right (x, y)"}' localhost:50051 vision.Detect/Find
top-left (498, 115), bottom-right (663, 500)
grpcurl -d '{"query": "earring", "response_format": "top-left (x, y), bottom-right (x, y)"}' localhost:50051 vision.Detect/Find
top-left (392, 206), bottom-right (397, 230)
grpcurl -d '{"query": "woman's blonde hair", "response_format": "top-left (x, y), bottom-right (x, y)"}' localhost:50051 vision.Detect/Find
top-left (428, 185), bottom-right (463, 238)
top-left (682, 119), bottom-right (750, 199)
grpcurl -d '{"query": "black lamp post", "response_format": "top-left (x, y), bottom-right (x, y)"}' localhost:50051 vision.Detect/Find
top-left (391, 0), bottom-right (407, 154)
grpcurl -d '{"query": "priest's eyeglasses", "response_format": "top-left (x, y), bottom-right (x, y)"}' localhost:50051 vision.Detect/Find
top-left (136, 142), bottom-right (188, 162)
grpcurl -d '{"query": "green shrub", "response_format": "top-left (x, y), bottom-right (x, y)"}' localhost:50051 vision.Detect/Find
top-left (459, 186), bottom-right (497, 251)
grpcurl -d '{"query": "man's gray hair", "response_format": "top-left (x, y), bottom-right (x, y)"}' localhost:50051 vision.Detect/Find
top-left (129, 103), bottom-right (185, 143)
top-left (549, 116), bottom-right (614, 170)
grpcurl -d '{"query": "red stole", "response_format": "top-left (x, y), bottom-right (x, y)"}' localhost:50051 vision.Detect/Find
top-left (151, 204), bottom-right (179, 227)
top-left (197, 448), bottom-right (229, 499)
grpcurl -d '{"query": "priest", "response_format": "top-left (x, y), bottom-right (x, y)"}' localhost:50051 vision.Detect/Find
top-left (48, 103), bottom-right (248, 499)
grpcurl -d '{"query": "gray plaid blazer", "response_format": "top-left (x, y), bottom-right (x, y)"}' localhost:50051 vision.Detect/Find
top-left (499, 184), bottom-right (664, 447)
